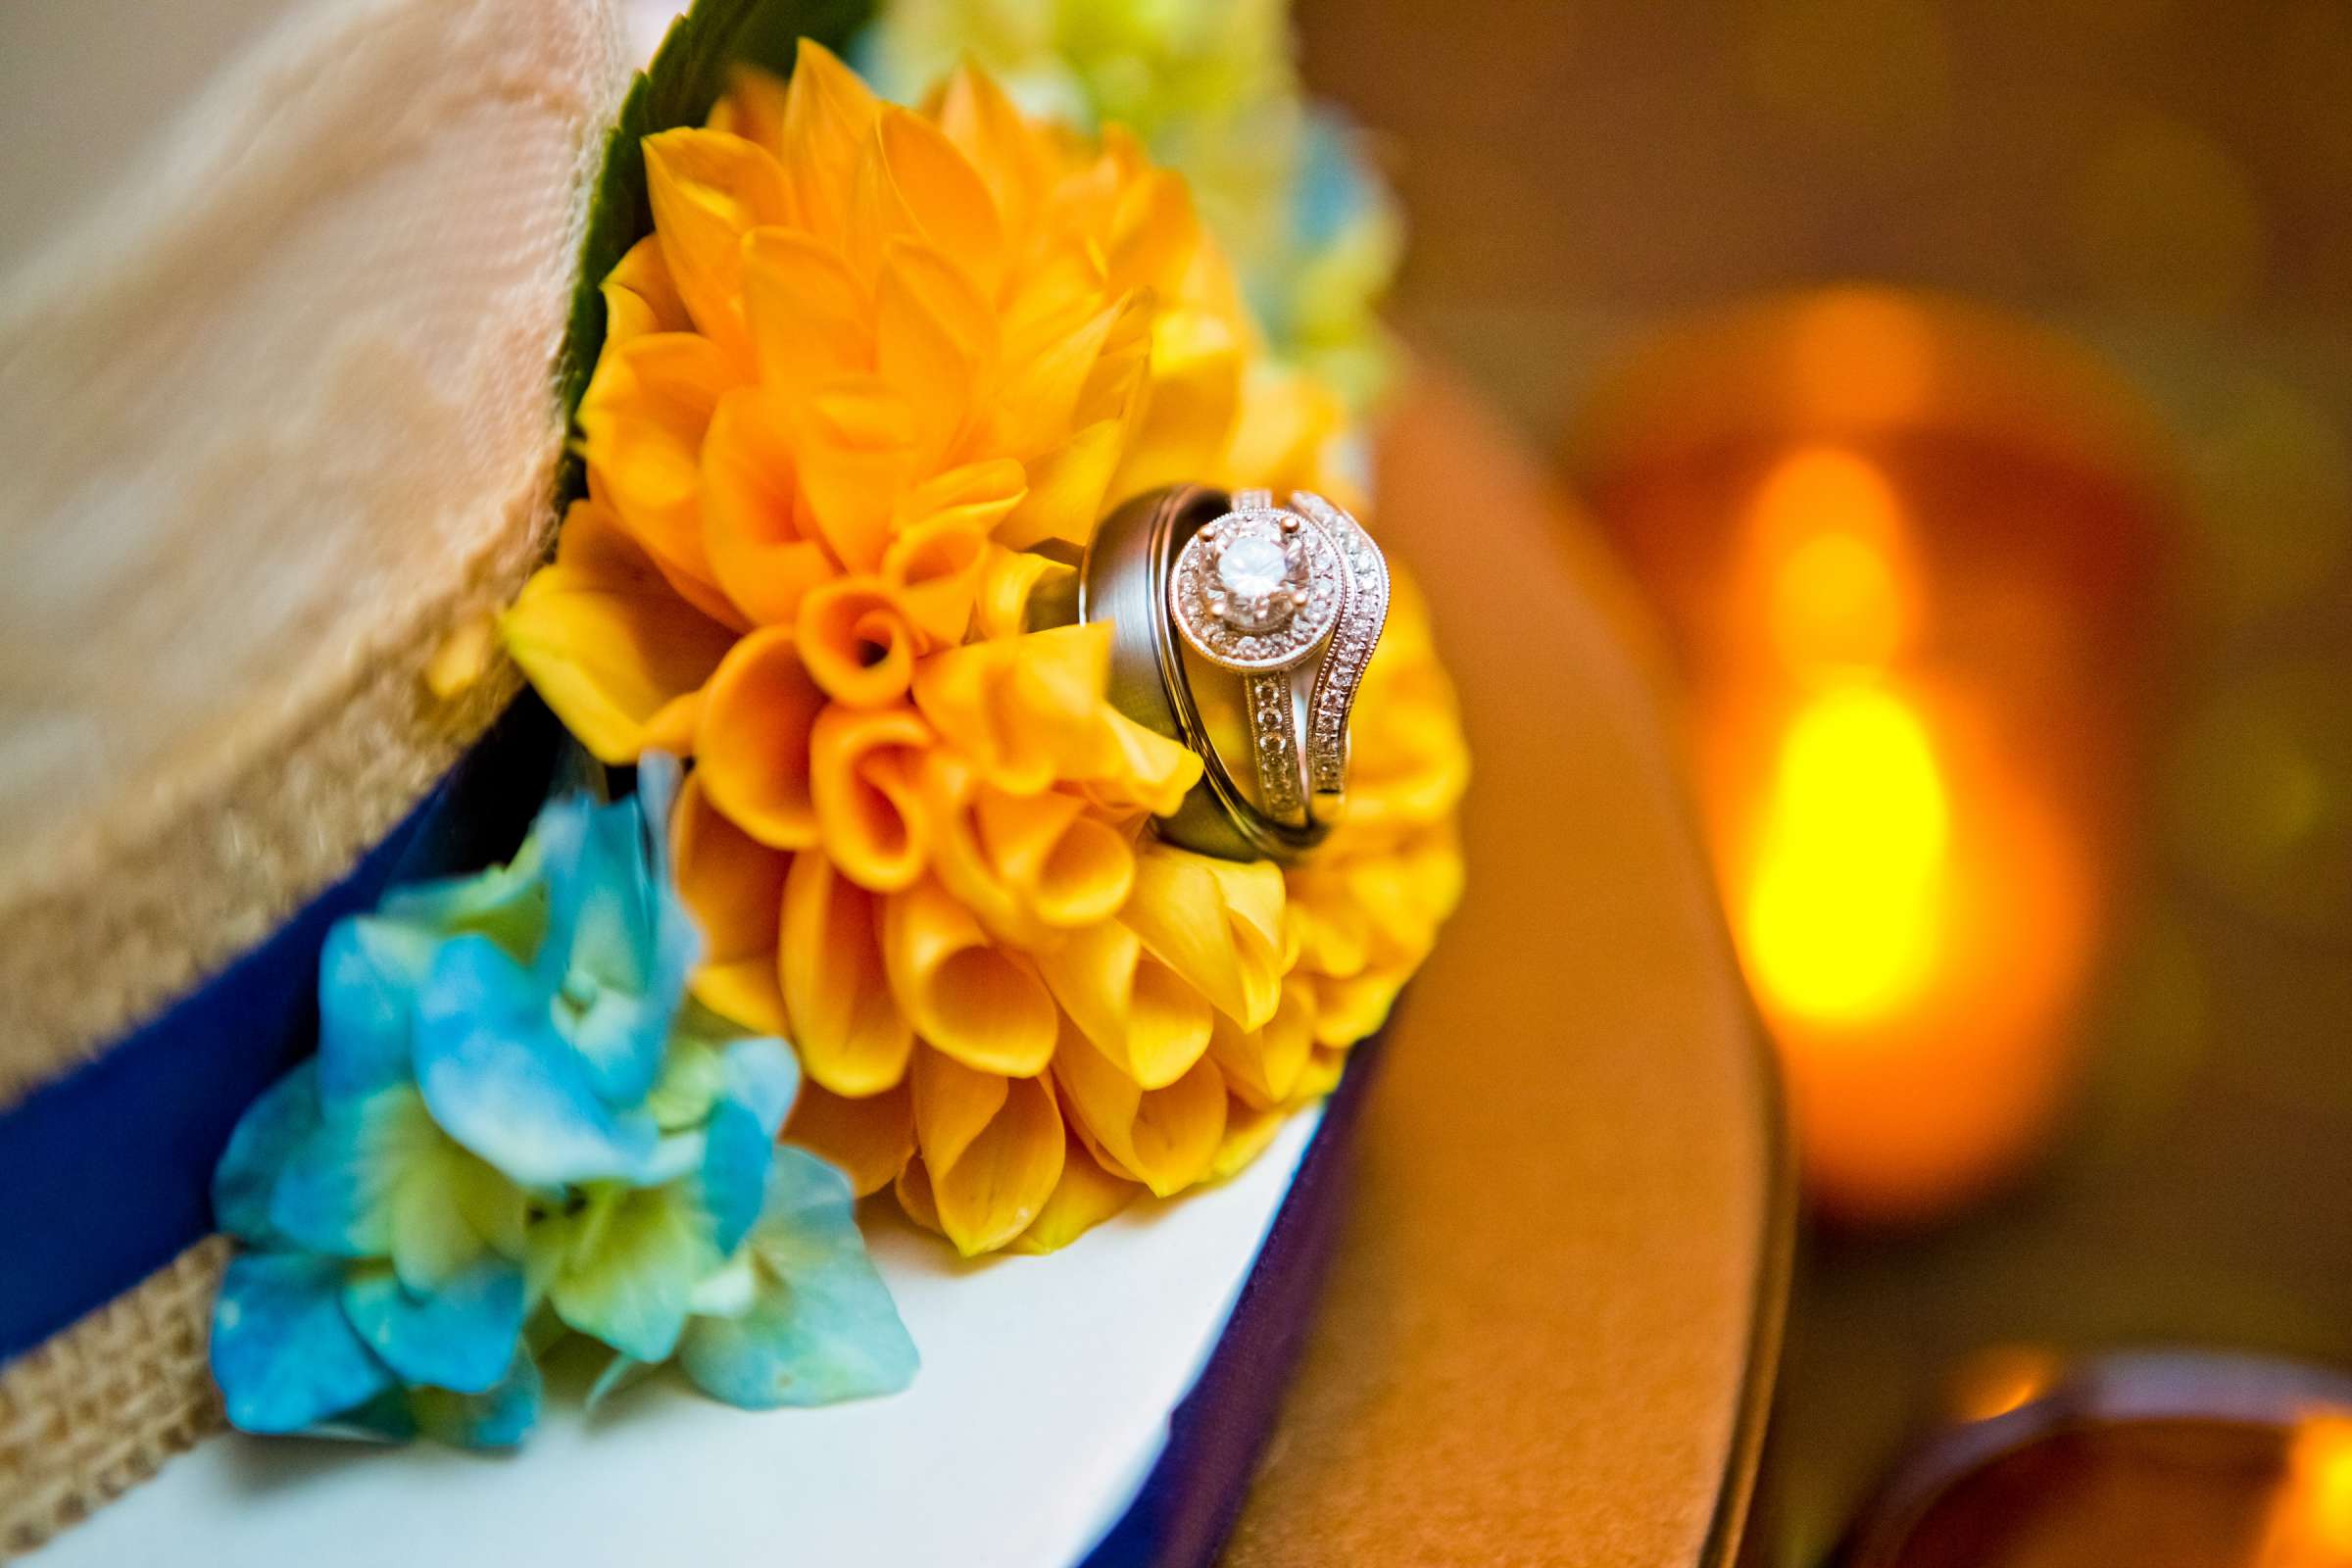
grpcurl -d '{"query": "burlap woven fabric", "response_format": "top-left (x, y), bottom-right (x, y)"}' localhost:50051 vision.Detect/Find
top-left (0, 1240), bottom-right (231, 1555)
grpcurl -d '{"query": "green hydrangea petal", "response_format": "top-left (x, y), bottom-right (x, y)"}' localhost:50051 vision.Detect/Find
top-left (269, 1087), bottom-right (441, 1258)
top-left (677, 1150), bottom-right (918, 1409)
top-left (379, 843), bottom-right (551, 962)
top-left (548, 1182), bottom-right (719, 1363)
top-left (213, 1252), bottom-right (395, 1435)
top-left (316, 918), bottom-right (434, 1102)
top-left (214, 1062), bottom-right (323, 1248)
top-left (416, 935), bottom-right (661, 1186)
top-left (699, 1099), bottom-right (769, 1258)
top-left (341, 1256), bottom-right (527, 1396)
top-left (410, 1348), bottom-right (543, 1449)
top-left (584, 1348), bottom-right (658, 1410)
top-left (385, 1133), bottom-right (525, 1290)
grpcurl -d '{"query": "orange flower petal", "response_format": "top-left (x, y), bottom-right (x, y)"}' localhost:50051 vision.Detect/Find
top-left (695, 624), bottom-right (824, 849)
top-left (881, 460), bottom-right (1023, 643)
top-left (601, 234), bottom-right (691, 345)
top-left (894, 1152), bottom-right (944, 1238)
top-left (910, 1048), bottom-right (1065, 1255)
top-left (925, 757), bottom-right (1136, 947)
top-left (972, 547), bottom-right (1074, 641)
top-left (1114, 307), bottom-right (1244, 503)
top-left (781, 849), bottom-right (914, 1097)
top-left (793, 378), bottom-right (917, 572)
top-left (875, 239), bottom-right (996, 463)
top-left (979, 787), bottom-right (1135, 930)
top-left (809, 702), bottom-right (933, 890)
top-left (1209, 1097), bottom-right (1290, 1181)
top-left (742, 225), bottom-right (870, 403)
top-left (702, 386), bottom-right (838, 626)
top-left (909, 622), bottom-right (1193, 807)
top-left (854, 108), bottom-right (1004, 298)
top-left (1295, 1043), bottom-right (1350, 1101)
top-left (1051, 1020), bottom-right (1227, 1198)
top-left (798, 576), bottom-right (921, 708)
top-left (578, 331), bottom-right (747, 623)
top-left (672, 773), bottom-right (790, 1035)
top-left (707, 63), bottom-right (793, 156)
top-left (501, 499), bottom-right (735, 765)
top-left (1007, 1134), bottom-right (1144, 1254)
top-left (1038, 918), bottom-right (1214, 1091)
top-left (1206, 978), bottom-right (1318, 1111)
top-left (1308, 964), bottom-right (1410, 1050)
top-left (778, 39), bottom-right (883, 237)
top-left (997, 417), bottom-right (1128, 553)
top-left (933, 65), bottom-right (1056, 240)
top-left (785, 1077), bottom-right (914, 1199)
top-left (1123, 846), bottom-right (1287, 1030)
top-left (642, 126), bottom-right (792, 365)
top-left (882, 879), bottom-right (1057, 1076)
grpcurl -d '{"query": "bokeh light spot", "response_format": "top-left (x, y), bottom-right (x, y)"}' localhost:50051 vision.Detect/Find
top-left (2074, 111), bottom-right (2267, 319)
top-left (1745, 681), bottom-right (1950, 1024)
top-left (1746, 445), bottom-right (1925, 670)
top-left (2186, 371), bottom-right (2352, 626)
top-left (1785, 290), bottom-right (1936, 431)
top-left (2167, 662), bottom-right (2352, 933)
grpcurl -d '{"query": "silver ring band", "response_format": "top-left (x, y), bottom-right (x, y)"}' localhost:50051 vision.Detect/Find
top-left (1291, 491), bottom-right (1390, 827)
top-left (1078, 485), bottom-right (1330, 864)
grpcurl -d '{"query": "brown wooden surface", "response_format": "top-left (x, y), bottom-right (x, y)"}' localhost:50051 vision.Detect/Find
top-left (1219, 373), bottom-right (1788, 1567)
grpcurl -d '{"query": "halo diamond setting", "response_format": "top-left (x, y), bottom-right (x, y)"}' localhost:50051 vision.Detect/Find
top-left (1169, 505), bottom-right (1345, 670)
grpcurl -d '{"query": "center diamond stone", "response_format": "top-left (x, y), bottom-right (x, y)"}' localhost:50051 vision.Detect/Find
top-left (1216, 535), bottom-right (1291, 600)
top-left (1210, 530), bottom-right (1302, 634)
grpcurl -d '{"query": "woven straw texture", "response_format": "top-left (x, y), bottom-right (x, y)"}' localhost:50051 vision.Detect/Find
top-left (0, 0), bottom-right (626, 1110)
top-left (0, 1239), bottom-right (229, 1558)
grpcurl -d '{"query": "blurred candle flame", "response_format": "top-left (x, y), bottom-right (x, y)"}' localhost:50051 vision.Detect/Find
top-left (1579, 289), bottom-right (2160, 1224)
top-left (2261, 1416), bottom-right (2352, 1566)
top-left (1735, 446), bottom-right (1951, 1028)
top-left (1746, 681), bottom-right (1948, 1024)
top-left (1705, 442), bottom-right (2094, 1220)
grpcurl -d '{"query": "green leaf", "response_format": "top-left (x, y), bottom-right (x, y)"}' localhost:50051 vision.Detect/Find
top-left (555, 0), bottom-right (878, 505)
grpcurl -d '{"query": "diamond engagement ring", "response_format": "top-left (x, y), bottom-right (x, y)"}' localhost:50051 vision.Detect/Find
top-left (1168, 489), bottom-right (1388, 831)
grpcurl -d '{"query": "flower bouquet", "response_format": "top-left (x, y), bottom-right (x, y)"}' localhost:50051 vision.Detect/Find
top-left (0, 0), bottom-right (1465, 1562)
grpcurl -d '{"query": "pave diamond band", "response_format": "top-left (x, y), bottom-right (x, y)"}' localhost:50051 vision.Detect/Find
top-left (1169, 488), bottom-right (1388, 832)
top-left (1292, 491), bottom-right (1390, 825)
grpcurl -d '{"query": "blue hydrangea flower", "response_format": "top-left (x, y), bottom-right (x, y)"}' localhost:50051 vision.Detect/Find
top-left (211, 756), bottom-right (917, 1447)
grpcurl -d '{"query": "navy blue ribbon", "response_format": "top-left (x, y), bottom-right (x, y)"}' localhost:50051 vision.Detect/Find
top-left (0, 699), bottom-right (564, 1364)
top-left (1078, 1030), bottom-right (1384, 1568)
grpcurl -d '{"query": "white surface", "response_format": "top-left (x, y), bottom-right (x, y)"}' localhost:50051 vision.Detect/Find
top-left (0, 0), bottom-right (626, 898)
top-left (40, 1108), bottom-right (1321, 1568)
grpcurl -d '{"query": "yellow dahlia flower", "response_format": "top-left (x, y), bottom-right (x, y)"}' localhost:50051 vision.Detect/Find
top-left (506, 42), bottom-right (1463, 1257)
top-left (859, 0), bottom-right (1403, 412)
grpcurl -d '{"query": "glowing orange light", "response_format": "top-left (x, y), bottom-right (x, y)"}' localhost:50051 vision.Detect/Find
top-left (1733, 447), bottom-right (1946, 1026)
top-left (1944, 1346), bottom-right (2062, 1424)
top-left (1706, 444), bottom-right (2093, 1222)
top-left (1578, 290), bottom-right (2157, 1226)
top-left (2261, 1415), bottom-right (2352, 1565)
top-left (1744, 680), bottom-right (1948, 1022)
